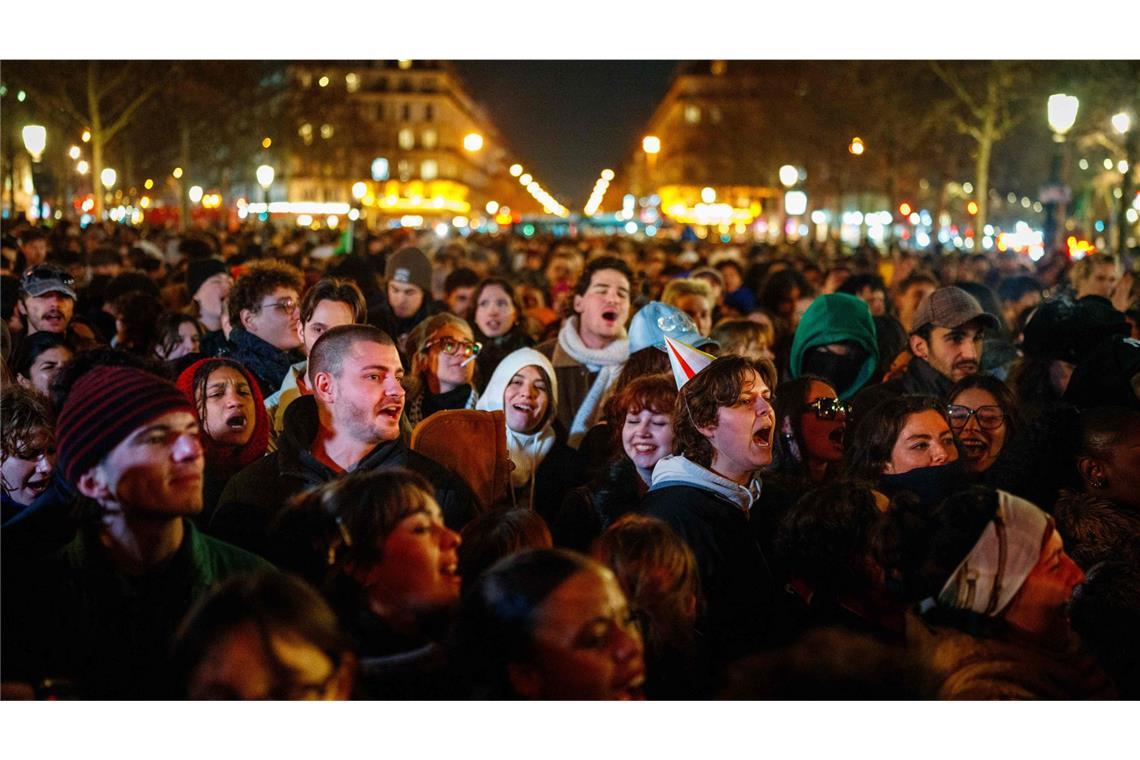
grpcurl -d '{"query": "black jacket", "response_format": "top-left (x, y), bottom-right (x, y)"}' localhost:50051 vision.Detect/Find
top-left (209, 395), bottom-right (476, 560)
top-left (642, 482), bottom-right (788, 668)
top-left (552, 456), bottom-right (644, 552)
top-left (526, 428), bottom-right (587, 525)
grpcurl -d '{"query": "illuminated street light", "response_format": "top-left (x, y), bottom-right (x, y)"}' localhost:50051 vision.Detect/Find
top-left (601, 169), bottom-right (615, 181)
top-left (256, 164), bottom-right (275, 190)
top-left (68, 145), bottom-right (81, 160)
top-left (784, 190), bottom-right (808, 216)
top-left (22, 125), bottom-right (47, 161)
top-left (463, 133), bottom-right (484, 152)
top-left (485, 201), bottom-right (499, 215)
top-left (351, 181), bottom-right (368, 201)
top-left (189, 185), bottom-right (204, 204)
top-left (144, 178), bottom-right (154, 190)
top-left (700, 187), bottom-right (716, 203)
top-left (173, 167), bottom-right (184, 179)
top-left (1047, 94), bottom-right (1079, 137)
top-left (1112, 112), bottom-right (1132, 135)
top-left (519, 173), bottom-right (532, 185)
top-left (81, 129), bottom-right (91, 143)
top-left (779, 165), bottom-right (798, 188)
top-left (849, 137), bottom-right (865, 156)
top-left (100, 167), bottom-right (117, 190)
top-left (262, 137), bottom-right (272, 149)
top-left (76, 160), bottom-right (89, 175)
top-left (509, 164), bottom-right (523, 177)
top-left (642, 135), bottom-right (661, 155)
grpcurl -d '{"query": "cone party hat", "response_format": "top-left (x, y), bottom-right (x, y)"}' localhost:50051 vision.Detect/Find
top-left (664, 335), bottom-right (716, 389)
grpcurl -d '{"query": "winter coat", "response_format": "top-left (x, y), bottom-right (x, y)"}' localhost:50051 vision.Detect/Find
top-left (552, 456), bottom-right (645, 552)
top-left (908, 611), bottom-right (1117, 699)
top-left (1, 519), bottom-right (268, 698)
top-left (209, 394), bottom-right (476, 561)
top-left (642, 455), bottom-right (789, 665)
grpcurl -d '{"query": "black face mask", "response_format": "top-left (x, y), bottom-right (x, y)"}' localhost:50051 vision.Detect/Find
top-left (877, 459), bottom-right (968, 508)
top-left (802, 344), bottom-right (868, 397)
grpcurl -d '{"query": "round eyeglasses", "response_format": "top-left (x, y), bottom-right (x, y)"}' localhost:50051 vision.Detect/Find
top-left (946, 404), bottom-right (1006, 430)
top-left (426, 336), bottom-right (482, 358)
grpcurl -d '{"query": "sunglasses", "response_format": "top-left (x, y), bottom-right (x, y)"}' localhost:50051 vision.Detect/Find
top-left (804, 397), bottom-right (849, 420)
top-left (22, 265), bottom-right (75, 286)
top-left (947, 404), bottom-right (1006, 430)
top-left (426, 336), bottom-right (482, 358)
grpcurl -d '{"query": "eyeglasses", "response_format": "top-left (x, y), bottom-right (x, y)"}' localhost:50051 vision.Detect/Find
top-left (425, 336), bottom-right (482, 357)
top-left (256, 297), bottom-right (299, 315)
top-left (22, 265), bottom-right (75, 286)
top-left (804, 397), bottom-right (849, 420)
top-left (946, 404), bottom-right (1006, 430)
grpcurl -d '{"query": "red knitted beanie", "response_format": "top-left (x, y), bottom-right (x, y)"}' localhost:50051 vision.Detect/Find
top-left (56, 366), bottom-right (195, 485)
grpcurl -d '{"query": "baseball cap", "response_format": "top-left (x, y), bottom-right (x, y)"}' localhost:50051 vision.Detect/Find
top-left (628, 301), bottom-right (718, 353)
top-left (911, 286), bottom-right (1000, 334)
top-left (20, 264), bottom-right (77, 300)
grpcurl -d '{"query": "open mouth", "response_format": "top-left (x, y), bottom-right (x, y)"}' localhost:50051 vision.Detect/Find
top-left (615, 670), bottom-right (646, 700)
top-left (511, 402), bottom-right (536, 414)
top-left (752, 425), bottom-right (773, 447)
top-left (225, 413), bottom-right (248, 430)
top-left (378, 403), bottom-right (403, 422)
top-left (484, 319), bottom-right (502, 332)
top-left (602, 310), bottom-right (619, 323)
top-left (958, 437), bottom-right (988, 456)
top-left (26, 477), bottom-right (50, 493)
top-left (631, 443), bottom-right (658, 455)
top-left (828, 426), bottom-right (846, 445)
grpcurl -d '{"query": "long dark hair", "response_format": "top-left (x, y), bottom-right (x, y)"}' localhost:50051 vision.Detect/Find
top-left (770, 374), bottom-right (836, 479)
top-left (845, 395), bottom-right (949, 483)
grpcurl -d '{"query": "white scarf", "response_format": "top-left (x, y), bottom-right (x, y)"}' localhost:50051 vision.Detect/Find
top-left (557, 317), bottom-right (628, 447)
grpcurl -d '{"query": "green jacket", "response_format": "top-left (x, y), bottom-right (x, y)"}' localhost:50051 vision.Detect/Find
top-left (1, 519), bottom-right (270, 698)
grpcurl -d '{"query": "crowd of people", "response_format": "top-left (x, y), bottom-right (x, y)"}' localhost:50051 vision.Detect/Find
top-left (1, 215), bottom-right (1138, 701)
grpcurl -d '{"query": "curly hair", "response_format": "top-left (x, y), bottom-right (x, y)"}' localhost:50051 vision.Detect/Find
top-left (227, 259), bottom-right (304, 327)
top-left (1, 384), bottom-right (54, 456)
top-left (672, 355), bottom-right (777, 468)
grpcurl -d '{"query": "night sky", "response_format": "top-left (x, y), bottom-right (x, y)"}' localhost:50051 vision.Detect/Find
top-left (452, 61), bottom-right (678, 207)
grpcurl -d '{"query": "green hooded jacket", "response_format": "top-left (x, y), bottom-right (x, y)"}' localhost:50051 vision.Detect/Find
top-left (789, 293), bottom-right (879, 400)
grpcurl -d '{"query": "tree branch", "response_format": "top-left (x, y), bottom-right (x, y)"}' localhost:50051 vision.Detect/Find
top-left (930, 61), bottom-right (985, 122)
top-left (102, 84), bottom-right (159, 143)
top-left (96, 63), bottom-right (135, 102)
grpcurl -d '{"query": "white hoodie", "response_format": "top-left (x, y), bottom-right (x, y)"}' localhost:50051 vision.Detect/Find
top-left (475, 348), bottom-right (559, 508)
top-left (649, 454), bottom-right (763, 513)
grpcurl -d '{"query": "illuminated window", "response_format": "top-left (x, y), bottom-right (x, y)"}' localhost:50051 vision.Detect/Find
top-left (320, 123), bottom-right (334, 140)
top-left (398, 128), bottom-right (415, 150)
top-left (371, 158), bottom-right (389, 181)
top-left (422, 129), bottom-right (437, 149)
top-left (345, 72), bottom-right (360, 92)
top-left (398, 160), bottom-right (413, 181)
top-left (421, 160), bottom-right (438, 180)
top-left (299, 123), bottom-right (313, 145)
top-left (684, 105), bottom-right (701, 124)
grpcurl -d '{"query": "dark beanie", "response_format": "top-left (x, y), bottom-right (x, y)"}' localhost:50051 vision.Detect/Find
top-left (56, 366), bottom-right (195, 485)
top-left (385, 247), bottom-right (432, 295)
top-left (1022, 296), bottom-right (1129, 363)
top-left (186, 257), bottom-right (228, 298)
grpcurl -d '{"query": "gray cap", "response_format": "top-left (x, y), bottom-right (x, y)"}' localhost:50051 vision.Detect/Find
top-left (911, 286), bottom-right (1000, 334)
top-left (20, 264), bottom-right (77, 300)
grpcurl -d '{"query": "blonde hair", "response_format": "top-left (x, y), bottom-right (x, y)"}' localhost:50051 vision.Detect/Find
top-left (1070, 254), bottom-right (1120, 288)
top-left (662, 278), bottom-right (713, 309)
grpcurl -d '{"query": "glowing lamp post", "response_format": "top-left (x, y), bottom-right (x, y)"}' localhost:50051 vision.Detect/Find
top-left (257, 164), bottom-right (275, 232)
top-left (463, 133), bottom-right (484, 152)
top-left (22, 125), bottom-right (48, 221)
top-left (1043, 93), bottom-right (1079, 251)
top-left (1112, 110), bottom-right (1136, 252)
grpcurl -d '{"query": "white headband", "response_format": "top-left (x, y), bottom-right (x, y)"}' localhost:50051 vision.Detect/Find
top-left (937, 491), bottom-right (1050, 617)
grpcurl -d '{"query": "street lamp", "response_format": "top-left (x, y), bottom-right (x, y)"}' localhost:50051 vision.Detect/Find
top-left (22, 125), bottom-right (47, 221)
top-left (779, 164), bottom-right (798, 189)
top-left (256, 164), bottom-right (275, 233)
top-left (463, 133), bottom-right (484, 152)
top-left (1111, 110), bottom-right (1136, 252)
top-left (100, 167), bottom-right (117, 191)
top-left (1043, 93), bottom-right (1079, 251)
